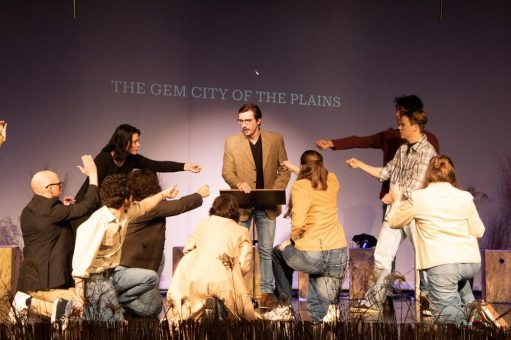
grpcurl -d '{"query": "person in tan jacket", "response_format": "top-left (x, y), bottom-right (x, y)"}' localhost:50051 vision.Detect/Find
top-left (222, 103), bottom-right (290, 308)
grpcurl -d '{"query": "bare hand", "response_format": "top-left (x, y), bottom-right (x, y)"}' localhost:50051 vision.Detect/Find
top-left (197, 184), bottom-right (210, 198)
top-left (389, 184), bottom-right (402, 203)
top-left (236, 182), bottom-right (251, 194)
top-left (161, 185), bottom-right (179, 200)
top-left (315, 139), bottom-right (333, 150)
top-left (278, 239), bottom-right (292, 251)
top-left (76, 155), bottom-right (97, 177)
top-left (184, 163), bottom-right (202, 173)
top-left (346, 158), bottom-right (361, 169)
top-left (280, 160), bottom-right (299, 174)
top-left (0, 121), bottom-right (6, 145)
top-left (381, 193), bottom-right (394, 205)
top-left (71, 296), bottom-right (85, 317)
top-left (63, 197), bottom-right (76, 205)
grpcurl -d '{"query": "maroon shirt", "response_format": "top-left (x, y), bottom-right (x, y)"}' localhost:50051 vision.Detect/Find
top-left (331, 128), bottom-right (440, 198)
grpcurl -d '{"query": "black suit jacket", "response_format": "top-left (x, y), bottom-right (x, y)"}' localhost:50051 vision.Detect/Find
top-left (18, 185), bottom-right (99, 292)
top-left (120, 193), bottom-right (203, 272)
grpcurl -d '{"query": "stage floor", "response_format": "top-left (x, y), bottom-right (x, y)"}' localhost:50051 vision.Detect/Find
top-left (292, 291), bottom-right (511, 326)
top-left (161, 290), bottom-right (511, 325)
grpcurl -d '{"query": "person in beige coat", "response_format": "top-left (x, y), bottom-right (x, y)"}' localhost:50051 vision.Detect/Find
top-left (387, 155), bottom-right (485, 324)
top-left (166, 195), bottom-right (258, 321)
top-left (222, 103), bottom-right (290, 308)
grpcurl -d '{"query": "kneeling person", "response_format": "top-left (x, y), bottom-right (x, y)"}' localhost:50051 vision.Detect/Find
top-left (71, 174), bottom-right (178, 321)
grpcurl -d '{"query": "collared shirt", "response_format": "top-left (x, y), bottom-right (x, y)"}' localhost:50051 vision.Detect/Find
top-left (72, 202), bottom-right (144, 278)
top-left (378, 134), bottom-right (437, 200)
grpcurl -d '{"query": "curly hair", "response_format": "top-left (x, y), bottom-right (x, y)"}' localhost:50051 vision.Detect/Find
top-left (127, 169), bottom-right (161, 201)
top-left (100, 174), bottom-right (130, 209)
top-left (209, 194), bottom-right (240, 223)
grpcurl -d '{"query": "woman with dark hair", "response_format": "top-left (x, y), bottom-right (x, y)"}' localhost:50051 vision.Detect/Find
top-left (271, 150), bottom-right (348, 321)
top-left (388, 155), bottom-right (489, 325)
top-left (74, 124), bottom-right (201, 209)
top-left (166, 194), bottom-right (258, 321)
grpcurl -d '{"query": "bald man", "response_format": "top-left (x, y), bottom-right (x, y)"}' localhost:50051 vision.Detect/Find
top-left (12, 155), bottom-right (99, 322)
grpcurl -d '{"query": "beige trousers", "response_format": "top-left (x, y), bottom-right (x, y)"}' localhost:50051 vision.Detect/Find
top-left (28, 288), bottom-right (75, 317)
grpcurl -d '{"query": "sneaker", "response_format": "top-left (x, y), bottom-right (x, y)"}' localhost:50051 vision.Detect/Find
top-left (263, 305), bottom-right (295, 321)
top-left (9, 291), bottom-right (32, 323)
top-left (475, 301), bottom-right (509, 329)
top-left (420, 293), bottom-right (433, 317)
top-left (260, 293), bottom-right (279, 309)
top-left (322, 304), bottom-right (341, 322)
top-left (51, 298), bottom-right (70, 323)
top-left (203, 297), bottom-right (217, 320)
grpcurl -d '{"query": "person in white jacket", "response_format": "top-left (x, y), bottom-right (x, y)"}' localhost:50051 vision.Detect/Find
top-left (387, 155), bottom-right (484, 324)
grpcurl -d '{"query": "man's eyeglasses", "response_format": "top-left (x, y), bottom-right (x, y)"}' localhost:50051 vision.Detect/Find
top-left (45, 182), bottom-right (64, 189)
top-left (237, 118), bottom-right (254, 125)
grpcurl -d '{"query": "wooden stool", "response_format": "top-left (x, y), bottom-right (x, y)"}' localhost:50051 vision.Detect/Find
top-left (0, 246), bottom-right (22, 318)
top-left (482, 249), bottom-right (511, 303)
top-left (348, 247), bottom-right (376, 299)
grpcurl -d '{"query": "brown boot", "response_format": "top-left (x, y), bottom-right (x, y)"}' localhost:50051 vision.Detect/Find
top-left (260, 293), bottom-right (278, 309)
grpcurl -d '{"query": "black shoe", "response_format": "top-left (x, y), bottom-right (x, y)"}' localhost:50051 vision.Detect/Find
top-left (51, 298), bottom-right (69, 324)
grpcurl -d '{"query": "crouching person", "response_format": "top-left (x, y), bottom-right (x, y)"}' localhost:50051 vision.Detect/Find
top-left (71, 174), bottom-right (178, 321)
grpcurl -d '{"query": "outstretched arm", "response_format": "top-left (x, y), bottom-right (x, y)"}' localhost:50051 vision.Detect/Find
top-left (346, 158), bottom-right (381, 179)
top-left (139, 185), bottom-right (179, 212)
top-left (281, 160), bottom-right (300, 175)
top-left (315, 139), bottom-right (334, 150)
top-left (184, 163), bottom-right (202, 173)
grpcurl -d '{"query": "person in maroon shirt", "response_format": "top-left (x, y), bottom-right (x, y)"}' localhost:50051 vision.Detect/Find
top-left (316, 95), bottom-right (440, 201)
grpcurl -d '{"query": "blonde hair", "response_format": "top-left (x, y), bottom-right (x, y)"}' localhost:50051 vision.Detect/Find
top-left (424, 155), bottom-right (457, 187)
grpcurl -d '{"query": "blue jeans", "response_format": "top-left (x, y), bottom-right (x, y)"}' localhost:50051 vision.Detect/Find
top-left (272, 245), bottom-right (347, 321)
top-left (84, 273), bottom-right (124, 322)
top-left (425, 263), bottom-right (480, 324)
top-left (112, 266), bottom-right (161, 317)
top-left (239, 209), bottom-right (276, 294)
top-left (365, 216), bottom-right (426, 309)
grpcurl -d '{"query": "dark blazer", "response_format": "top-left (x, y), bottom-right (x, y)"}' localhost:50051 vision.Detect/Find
top-left (120, 193), bottom-right (203, 272)
top-left (19, 185), bottom-right (99, 292)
